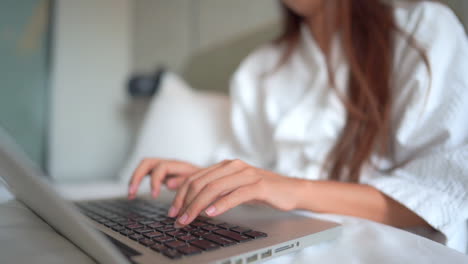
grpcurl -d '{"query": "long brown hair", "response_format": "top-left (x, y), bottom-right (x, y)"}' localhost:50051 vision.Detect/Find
top-left (276, 0), bottom-right (429, 182)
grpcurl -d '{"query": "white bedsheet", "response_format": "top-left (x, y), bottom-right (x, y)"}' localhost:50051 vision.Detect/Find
top-left (1, 182), bottom-right (467, 264)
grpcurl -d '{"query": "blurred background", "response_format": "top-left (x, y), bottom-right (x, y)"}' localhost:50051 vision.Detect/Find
top-left (0, 0), bottom-right (467, 183)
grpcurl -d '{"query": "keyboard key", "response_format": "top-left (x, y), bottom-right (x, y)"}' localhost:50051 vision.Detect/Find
top-left (132, 217), bottom-right (147, 222)
top-left (177, 234), bottom-right (198, 242)
top-left (120, 229), bottom-right (134, 236)
top-left (190, 221), bottom-right (207, 228)
top-left (129, 234), bottom-right (144, 241)
top-left (230, 227), bottom-right (251, 234)
top-left (161, 248), bottom-right (182, 259)
top-left (156, 226), bottom-right (176, 233)
top-left (104, 213), bottom-right (119, 219)
top-left (134, 228), bottom-right (153, 234)
top-left (138, 213), bottom-right (153, 218)
top-left (116, 220), bottom-right (135, 226)
top-left (205, 219), bottom-right (224, 226)
top-left (203, 234), bottom-right (237, 246)
top-left (150, 215), bottom-right (167, 221)
top-left (111, 225), bottom-right (125, 231)
top-left (110, 217), bottom-right (127, 222)
top-left (191, 230), bottom-right (210, 237)
top-left (162, 218), bottom-right (176, 225)
top-left (214, 230), bottom-right (252, 242)
top-left (139, 238), bottom-right (156, 247)
top-left (195, 216), bottom-right (210, 221)
top-left (126, 223), bottom-right (144, 229)
top-left (144, 231), bottom-right (164, 239)
top-left (166, 230), bottom-right (186, 237)
top-left (139, 220), bottom-right (156, 225)
top-left (177, 245), bottom-right (203, 256)
top-left (190, 239), bottom-right (220, 251)
top-left (125, 214), bottom-right (141, 219)
top-left (217, 223), bottom-right (238, 230)
top-left (104, 222), bottom-right (118, 228)
top-left (165, 240), bottom-right (186, 249)
top-left (154, 236), bottom-right (175, 244)
top-left (150, 243), bottom-right (167, 252)
top-left (244, 231), bottom-right (267, 238)
top-left (180, 226), bottom-right (198, 233)
top-left (147, 222), bottom-right (164, 229)
top-left (201, 225), bottom-right (220, 232)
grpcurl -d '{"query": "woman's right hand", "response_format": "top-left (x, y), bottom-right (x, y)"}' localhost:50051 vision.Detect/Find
top-left (128, 158), bottom-right (201, 200)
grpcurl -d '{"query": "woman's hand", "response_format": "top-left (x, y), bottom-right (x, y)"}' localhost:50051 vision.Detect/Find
top-left (168, 159), bottom-right (302, 227)
top-left (128, 158), bottom-right (201, 199)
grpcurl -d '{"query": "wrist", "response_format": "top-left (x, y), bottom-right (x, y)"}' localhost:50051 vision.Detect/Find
top-left (287, 177), bottom-right (309, 210)
top-left (291, 178), bottom-right (317, 211)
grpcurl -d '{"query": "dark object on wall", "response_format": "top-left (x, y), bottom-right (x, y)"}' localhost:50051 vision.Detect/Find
top-left (128, 68), bottom-right (166, 97)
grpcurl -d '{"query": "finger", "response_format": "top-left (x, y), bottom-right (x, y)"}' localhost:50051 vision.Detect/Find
top-left (150, 161), bottom-right (199, 198)
top-left (168, 164), bottom-right (221, 217)
top-left (207, 185), bottom-right (259, 216)
top-left (165, 176), bottom-right (188, 190)
top-left (171, 159), bottom-right (240, 216)
top-left (176, 168), bottom-right (261, 227)
top-left (177, 184), bottom-right (259, 226)
top-left (169, 161), bottom-right (227, 217)
top-left (181, 160), bottom-right (246, 210)
top-left (150, 162), bottom-right (169, 198)
top-left (128, 159), bottom-right (159, 198)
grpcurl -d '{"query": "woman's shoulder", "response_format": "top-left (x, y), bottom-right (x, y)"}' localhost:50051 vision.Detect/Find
top-left (391, 2), bottom-right (468, 140)
top-left (391, 1), bottom-right (467, 91)
top-left (393, 1), bottom-right (465, 39)
top-left (228, 42), bottom-right (283, 97)
top-left (233, 43), bottom-right (283, 79)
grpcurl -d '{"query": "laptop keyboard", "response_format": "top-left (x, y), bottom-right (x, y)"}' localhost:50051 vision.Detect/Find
top-left (76, 199), bottom-right (267, 260)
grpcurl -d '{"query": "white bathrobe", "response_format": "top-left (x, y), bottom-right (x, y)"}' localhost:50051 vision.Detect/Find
top-left (214, 1), bottom-right (468, 252)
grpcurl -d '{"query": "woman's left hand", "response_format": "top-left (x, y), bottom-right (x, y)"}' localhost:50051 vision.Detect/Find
top-left (168, 159), bottom-right (302, 227)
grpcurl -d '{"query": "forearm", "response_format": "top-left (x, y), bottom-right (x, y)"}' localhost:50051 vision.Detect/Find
top-left (294, 179), bottom-right (431, 228)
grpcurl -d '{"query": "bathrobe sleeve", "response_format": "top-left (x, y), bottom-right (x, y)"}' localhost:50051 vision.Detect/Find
top-left (362, 3), bottom-right (468, 244)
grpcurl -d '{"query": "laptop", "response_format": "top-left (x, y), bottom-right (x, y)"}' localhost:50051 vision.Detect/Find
top-left (0, 128), bottom-right (342, 264)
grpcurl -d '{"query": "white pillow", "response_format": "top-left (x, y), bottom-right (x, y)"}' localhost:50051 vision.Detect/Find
top-left (119, 72), bottom-right (230, 183)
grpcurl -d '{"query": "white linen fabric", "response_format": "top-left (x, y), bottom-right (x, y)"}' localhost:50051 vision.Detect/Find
top-left (213, 1), bottom-right (468, 252)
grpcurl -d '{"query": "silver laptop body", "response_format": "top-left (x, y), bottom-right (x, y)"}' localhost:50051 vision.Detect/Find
top-left (0, 128), bottom-right (341, 264)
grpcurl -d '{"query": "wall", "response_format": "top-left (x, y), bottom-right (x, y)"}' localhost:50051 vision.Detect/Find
top-left (443, 0), bottom-right (468, 31)
top-left (132, 0), bottom-right (280, 93)
top-left (49, 0), bottom-right (132, 181)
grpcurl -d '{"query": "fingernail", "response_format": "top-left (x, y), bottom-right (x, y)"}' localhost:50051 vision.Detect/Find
top-left (152, 189), bottom-right (158, 198)
top-left (177, 213), bottom-right (188, 225)
top-left (168, 206), bottom-right (179, 217)
top-left (205, 206), bottom-right (216, 216)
